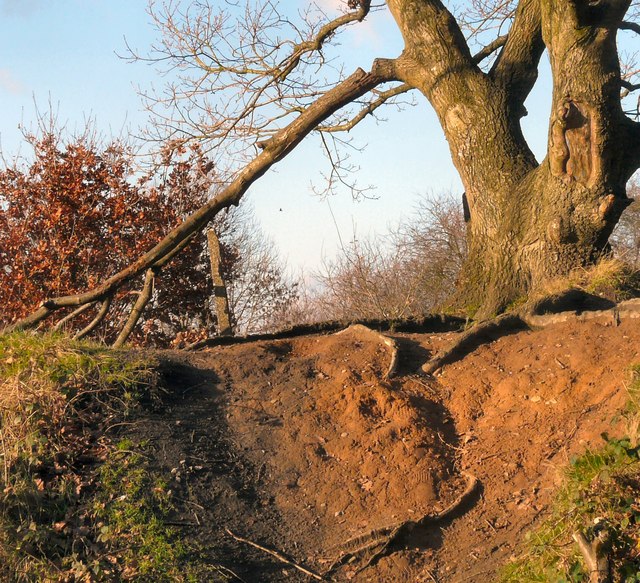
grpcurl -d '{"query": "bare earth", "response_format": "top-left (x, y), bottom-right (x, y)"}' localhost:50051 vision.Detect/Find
top-left (130, 315), bottom-right (640, 582)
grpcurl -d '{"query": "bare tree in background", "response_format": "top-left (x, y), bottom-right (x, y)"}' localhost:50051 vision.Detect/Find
top-left (315, 194), bottom-right (467, 320)
top-left (216, 204), bottom-right (299, 335)
top-left (611, 181), bottom-right (640, 267)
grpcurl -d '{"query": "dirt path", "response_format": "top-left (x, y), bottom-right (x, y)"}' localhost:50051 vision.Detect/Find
top-left (127, 316), bottom-right (640, 581)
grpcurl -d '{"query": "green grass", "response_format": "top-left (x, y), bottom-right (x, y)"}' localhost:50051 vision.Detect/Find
top-left (0, 331), bottom-right (220, 582)
top-left (500, 366), bottom-right (640, 583)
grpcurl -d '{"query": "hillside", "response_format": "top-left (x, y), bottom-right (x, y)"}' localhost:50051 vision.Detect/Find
top-left (2, 306), bottom-right (640, 582)
top-left (132, 308), bottom-right (640, 582)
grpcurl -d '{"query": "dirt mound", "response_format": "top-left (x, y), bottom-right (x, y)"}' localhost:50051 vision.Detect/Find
top-left (130, 315), bottom-right (640, 581)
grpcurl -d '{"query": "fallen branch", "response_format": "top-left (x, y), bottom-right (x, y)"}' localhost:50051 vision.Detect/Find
top-left (325, 472), bottom-right (479, 576)
top-left (51, 302), bottom-right (96, 332)
top-left (8, 61), bottom-right (398, 334)
top-left (112, 268), bottom-right (156, 348)
top-left (225, 528), bottom-right (324, 581)
top-left (74, 296), bottom-right (112, 340)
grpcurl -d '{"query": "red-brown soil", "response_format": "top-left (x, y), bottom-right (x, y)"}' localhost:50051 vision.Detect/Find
top-left (131, 315), bottom-right (640, 582)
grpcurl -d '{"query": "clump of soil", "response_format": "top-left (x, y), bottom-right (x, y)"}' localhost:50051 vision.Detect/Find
top-left (128, 315), bottom-right (640, 582)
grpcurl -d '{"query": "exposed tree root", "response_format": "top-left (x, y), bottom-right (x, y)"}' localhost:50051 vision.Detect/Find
top-left (423, 314), bottom-right (527, 375)
top-left (187, 314), bottom-right (465, 350)
top-left (423, 297), bottom-right (640, 375)
top-left (323, 473), bottom-right (479, 577)
top-left (337, 324), bottom-right (400, 379)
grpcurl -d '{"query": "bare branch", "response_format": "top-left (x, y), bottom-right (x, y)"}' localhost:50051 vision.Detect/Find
top-left (51, 302), bottom-right (96, 332)
top-left (620, 20), bottom-right (640, 35)
top-left (621, 79), bottom-right (640, 93)
top-left (457, 0), bottom-right (517, 43)
top-left (131, 0), bottom-right (381, 162)
top-left (473, 34), bottom-right (509, 64)
top-left (113, 269), bottom-right (156, 348)
top-left (73, 296), bottom-right (112, 340)
top-left (319, 83), bottom-right (413, 133)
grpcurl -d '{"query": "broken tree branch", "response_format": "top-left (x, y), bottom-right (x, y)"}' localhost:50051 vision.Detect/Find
top-left (573, 527), bottom-right (611, 583)
top-left (73, 296), bottom-right (113, 340)
top-left (112, 269), bottom-right (156, 348)
top-left (51, 302), bottom-right (96, 332)
top-left (473, 34), bottom-right (508, 64)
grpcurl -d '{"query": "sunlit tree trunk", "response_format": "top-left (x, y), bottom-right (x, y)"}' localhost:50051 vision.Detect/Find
top-left (389, 0), bottom-right (636, 317)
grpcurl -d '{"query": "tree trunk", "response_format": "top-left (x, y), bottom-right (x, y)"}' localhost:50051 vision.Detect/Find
top-left (207, 229), bottom-right (233, 336)
top-left (388, 0), bottom-right (636, 317)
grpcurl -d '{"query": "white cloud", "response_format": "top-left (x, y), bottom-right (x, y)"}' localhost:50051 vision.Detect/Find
top-left (0, 69), bottom-right (25, 95)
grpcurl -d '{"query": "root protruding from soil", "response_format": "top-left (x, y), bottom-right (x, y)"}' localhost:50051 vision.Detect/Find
top-left (423, 297), bottom-right (640, 375)
top-left (423, 314), bottom-right (526, 375)
top-left (324, 472), bottom-right (479, 577)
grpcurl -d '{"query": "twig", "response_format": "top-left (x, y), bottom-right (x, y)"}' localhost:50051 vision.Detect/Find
top-left (485, 518), bottom-right (498, 533)
top-left (225, 528), bottom-right (324, 581)
top-left (215, 564), bottom-right (249, 583)
top-left (0, 429), bottom-right (9, 485)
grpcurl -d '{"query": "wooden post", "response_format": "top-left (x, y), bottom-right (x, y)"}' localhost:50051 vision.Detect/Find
top-left (207, 229), bottom-right (233, 336)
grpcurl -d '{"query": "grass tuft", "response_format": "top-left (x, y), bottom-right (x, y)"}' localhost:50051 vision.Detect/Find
top-left (500, 365), bottom-right (640, 582)
top-left (536, 258), bottom-right (640, 305)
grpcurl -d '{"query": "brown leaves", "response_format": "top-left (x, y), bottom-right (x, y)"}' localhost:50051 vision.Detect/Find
top-left (0, 129), bottom-right (217, 345)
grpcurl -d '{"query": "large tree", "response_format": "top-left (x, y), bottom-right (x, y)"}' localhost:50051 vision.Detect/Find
top-left (9, 0), bottom-right (640, 330)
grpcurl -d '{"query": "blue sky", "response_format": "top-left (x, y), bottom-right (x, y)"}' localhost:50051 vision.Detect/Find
top-left (0, 0), bottom-right (554, 274)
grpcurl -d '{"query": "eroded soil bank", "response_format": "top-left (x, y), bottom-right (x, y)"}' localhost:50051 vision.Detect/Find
top-left (127, 316), bottom-right (640, 581)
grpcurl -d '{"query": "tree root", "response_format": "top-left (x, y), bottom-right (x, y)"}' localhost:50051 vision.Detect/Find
top-left (187, 314), bottom-right (465, 351)
top-left (323, 472), bottom-right (479, 577)
top-left (423, 314), bottom-right (526, 375)
top-left (337, 324), bottom-right (400, 379)
top-left (422, 297), bottom-right (640, 375)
